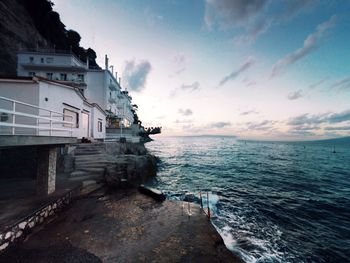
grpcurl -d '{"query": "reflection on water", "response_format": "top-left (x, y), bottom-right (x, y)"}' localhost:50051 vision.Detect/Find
top-left (146, 136), bottom-right (350, 263)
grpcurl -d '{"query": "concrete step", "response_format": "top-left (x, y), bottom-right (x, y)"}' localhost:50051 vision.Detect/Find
top-left (74, 159), bottom-right (107, 164)
top-left (74, 154), bottom-right (106, 160)
top-left (75, 151), bottom-right (103, 155)
top-left (75, 145), bottom-right (105, 150)
top-left (75, 162), bottom-right (110, 167)
top-left (70, 171), bottom-right (87, 177)
top-left (76, 167), bottom-right (105, 173)
top-left (70, 167), bottom-right (105, 177)
top-left (69, 173), bottom-right (103, 181)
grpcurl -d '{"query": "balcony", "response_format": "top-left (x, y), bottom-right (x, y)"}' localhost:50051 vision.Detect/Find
top-left (108, 97), bottom-right (117, 103)
top-left (109, 83), bottom-right (117, 91)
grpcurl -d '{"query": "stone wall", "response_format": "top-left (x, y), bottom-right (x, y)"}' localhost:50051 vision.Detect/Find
top-left (0, 186), bottom-right (81, 252)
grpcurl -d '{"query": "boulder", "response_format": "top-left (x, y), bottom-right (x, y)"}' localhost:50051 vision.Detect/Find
top-left (104, 154), bottom-right (157, 188)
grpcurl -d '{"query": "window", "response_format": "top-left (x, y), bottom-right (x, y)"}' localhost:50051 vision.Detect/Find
top-left (63, 109), bottom-right (79, 128)
top-left (46, 73), bottom-right (53, 80)
top-left (46, 57), bottom-right (53, 63)
top-left (98, 120), bottom-right (103, 132)
top-left (28, 72), bottom-right (36, 76)
top-left (60, 73), bottom-right (67, 81)
top-left (77, 74), bottom-right (84, 82)
top-left (29, 57), bottom-right (34, 63)
top-left (40, 58), bottom-right (44, 63)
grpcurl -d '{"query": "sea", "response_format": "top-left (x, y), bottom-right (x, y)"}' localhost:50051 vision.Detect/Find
top-left (145, 136), bottom-right (350, 263)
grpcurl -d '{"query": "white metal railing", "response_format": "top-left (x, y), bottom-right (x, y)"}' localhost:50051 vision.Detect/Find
top-left (0, 96), bottom-right (74, 137)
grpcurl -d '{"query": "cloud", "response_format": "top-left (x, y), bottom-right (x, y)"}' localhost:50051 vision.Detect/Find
top-left (287, 90), bottom-right (303, 100)
top-left (308, 77), bottom-right (328, 89)
top-left (180, 82), bottom-right (200, 92)
top-left (178, 108), bottom-right (193, 116)
top-left (233, 18), bottom-right (272, 45)
top-left (174, 119), bottom-right (193, 124)
top-left (291, 125), bottom-right (320, 131)
top-left (240, 110), bottom-right (259, 116)
top-left (289, 130), bottom-right (316, 136)
top-left (324, 126), bottom-right (350, 131)
top-left (175, 67), bottom-right (186, 75)
top-left (170, 81), bottom-right (200, 97)
top-left (288, 110), bottom-right (350, 126)
top-left (271, 15), bottom-right (337, 78)
top-left (218, 58), bottom-right (255, 87)
top-left (230, 0), bottom-right (316, 45)
top-left (329, 77), bottom-right (350, 90)
top-left (122, 59), bottom-right (152, 92)
top-left (327, 110), bottom-right (350, 123)
top-left (173, 53), bottom-right (186, 65)
top-left (278, 0), bottom-right (316, 22)
top-left (246, 120), bottom-right (275, 131)
top-left (204, 0), bottom-right (269, 30)
top-left (207, 122), bottom-right (231, 129)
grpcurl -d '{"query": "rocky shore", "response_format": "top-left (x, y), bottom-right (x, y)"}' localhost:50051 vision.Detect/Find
top-left (0, 141), bottom-right (244, 262)
top-left (0, 188), bottom-right (243, 263)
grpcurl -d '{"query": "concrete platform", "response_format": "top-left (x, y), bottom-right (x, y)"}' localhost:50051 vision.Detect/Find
top-left (0, 176), bottom-right (81, 232)
top-left (0, 189), bottom-right (244, 263)
top-left (0, 135), bottom-right (77, 149)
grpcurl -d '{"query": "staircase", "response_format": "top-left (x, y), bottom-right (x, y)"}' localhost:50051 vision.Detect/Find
top-left (69, 143), bottom-right (111, 182)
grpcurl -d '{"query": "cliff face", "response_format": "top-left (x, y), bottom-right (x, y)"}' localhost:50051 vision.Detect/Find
top-left (0, 0), bottom-right (48, 75)
top-left (0, 0), bottom-right (99, 76)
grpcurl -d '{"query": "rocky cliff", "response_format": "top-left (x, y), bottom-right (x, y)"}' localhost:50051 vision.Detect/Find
top-left (0, 0), bottom-right (99, 75)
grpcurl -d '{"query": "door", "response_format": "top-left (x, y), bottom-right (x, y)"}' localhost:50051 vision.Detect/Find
top-left (82, 112), bottom-right (89, 138)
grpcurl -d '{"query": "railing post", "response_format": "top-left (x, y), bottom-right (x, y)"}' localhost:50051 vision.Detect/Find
top-left (207, 192), bottom-right (211, 219)
top-left (12, 101), bottom-right (16, 135)
top-left (49, 111), bottom-right (52, 136)
top-left (70, 115), bottom-right (73, 137)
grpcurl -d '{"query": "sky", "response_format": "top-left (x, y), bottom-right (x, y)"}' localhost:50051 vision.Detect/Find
top-left (53, 0), bottom-right (350, 140)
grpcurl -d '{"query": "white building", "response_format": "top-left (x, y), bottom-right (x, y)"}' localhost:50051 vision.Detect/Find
top-left (0, 76), bottom-right (106, 139)
top-left (17, 49), bottom-right (134, 128)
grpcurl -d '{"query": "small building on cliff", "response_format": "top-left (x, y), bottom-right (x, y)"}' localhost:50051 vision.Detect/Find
top-left (0, 76), bottom-right (106, 139)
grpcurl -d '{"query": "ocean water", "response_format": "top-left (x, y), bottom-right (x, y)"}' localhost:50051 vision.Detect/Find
top-left (145, 136), bottom-right (350, 263)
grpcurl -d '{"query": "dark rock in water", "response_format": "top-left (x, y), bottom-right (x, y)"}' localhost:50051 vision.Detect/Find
top-left (104, 154), bottom-right (157, 188)
top-left (138, 184), bottom-right (166, 202)
top-left (183, 193), bottom-right (201, 204)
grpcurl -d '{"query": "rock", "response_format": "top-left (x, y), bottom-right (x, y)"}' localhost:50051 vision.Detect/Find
top-left (138, 184), bottom-right (166, 202)
top-left (0, 242), bottom-right (9, 251)
top-left (5, 232), bottom-right (12, 240)
top-left (18, 222), bottom-right (27, 230)
top-left (15, 231), bottom-right (23, 238)
top-left (104, 154), bottom-right (157, 188)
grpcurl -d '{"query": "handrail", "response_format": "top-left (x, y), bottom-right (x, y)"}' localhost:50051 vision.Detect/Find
top-left (0, 96), bottom-right (74, 137)
top-left (180, 191), bottom-right (212, 219)
top-left (0, 96), bottom-right (66, 116)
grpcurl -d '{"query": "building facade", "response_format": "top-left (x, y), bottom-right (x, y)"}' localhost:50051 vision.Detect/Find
top-left (17, 49), bottom-right (134, 129)
top-left (0, 77), bottom-right (106, 139)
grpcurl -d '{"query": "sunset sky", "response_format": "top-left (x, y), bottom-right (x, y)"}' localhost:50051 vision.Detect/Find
top-left (53, 0), bottom-right (350, 140)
